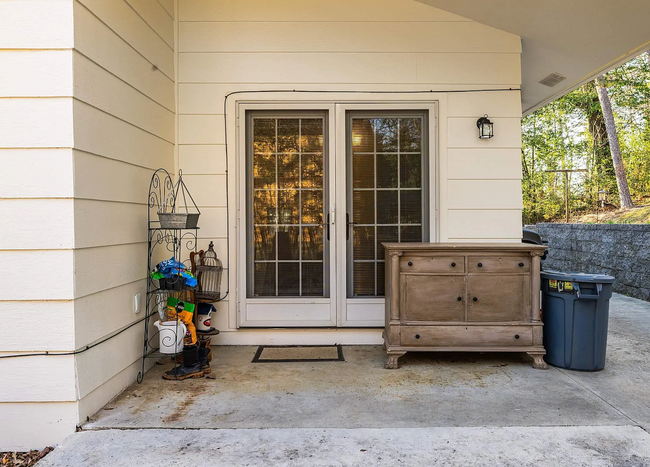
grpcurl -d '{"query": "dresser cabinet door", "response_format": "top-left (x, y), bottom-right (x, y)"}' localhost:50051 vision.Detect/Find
top-left (401, 275), bottom-right (466, 322)
top-left (467, 275), bottom-right (529, 322)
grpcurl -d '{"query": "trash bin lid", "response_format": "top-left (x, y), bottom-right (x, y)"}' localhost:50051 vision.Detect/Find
top-left (541, 270), bottom-right (615, 283)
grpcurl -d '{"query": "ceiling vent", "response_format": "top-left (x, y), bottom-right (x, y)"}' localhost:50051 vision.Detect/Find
top-left (539, 72), bottom-right (567, 87)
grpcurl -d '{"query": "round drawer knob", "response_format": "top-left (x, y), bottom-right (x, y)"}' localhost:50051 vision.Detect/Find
top-left (451, 262), bottom-right (456, 267)
top-left (457, 296), bottom-right (462, 301)
top-left (515, 334), bottom-right (520, 339)
top-left (478, 263), bottom-right (483, 268)
top-left (519, 262), bottom-right (524, 267)
top-left (415, 334), bottom-right (420, 339)
top-left (408, 261), bottom-right (413, 266)
top-left (473, 297), bottom-right (478, 302)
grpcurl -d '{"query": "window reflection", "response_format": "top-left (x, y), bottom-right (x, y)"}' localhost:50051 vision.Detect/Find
top-left (251, 116), bottom-right (326, 297)
top-left (350, 115), bottom-right (425, 297)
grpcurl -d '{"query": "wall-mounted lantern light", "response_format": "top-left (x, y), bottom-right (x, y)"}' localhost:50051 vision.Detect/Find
top-left (477, 115), bottom-right (494, 139)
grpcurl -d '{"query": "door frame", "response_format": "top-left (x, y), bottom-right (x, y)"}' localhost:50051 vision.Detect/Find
top-left (233, 97), bottom-right (441, 329)
top-left (237, 102), bottom-right (338, 327)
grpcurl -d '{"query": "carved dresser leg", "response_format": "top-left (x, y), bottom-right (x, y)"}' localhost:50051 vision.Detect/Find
top-left (528, 353), bottom-right (548, 370)
top-left (385, 352), bottom-right (406, 369)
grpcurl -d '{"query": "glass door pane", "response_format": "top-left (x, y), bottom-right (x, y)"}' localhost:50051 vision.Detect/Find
top-left (347, 112), bottom-right (428, 297)
top-left (248, 113), bottom-right (328, 298)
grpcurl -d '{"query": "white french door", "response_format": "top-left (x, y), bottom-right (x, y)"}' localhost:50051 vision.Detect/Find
top-left (239, 103), bottom-right (433, 327)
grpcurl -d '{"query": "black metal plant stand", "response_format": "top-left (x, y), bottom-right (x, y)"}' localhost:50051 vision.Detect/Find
top-left (138, 169), bottom-right (199, 383)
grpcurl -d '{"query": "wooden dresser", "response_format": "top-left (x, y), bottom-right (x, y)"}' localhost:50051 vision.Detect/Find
top-left (382, 243), bottom-right (548, 370)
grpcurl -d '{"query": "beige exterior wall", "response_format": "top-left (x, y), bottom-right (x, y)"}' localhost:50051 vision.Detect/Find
top-left (71, 0), bottom-right (175, 427)
top-left (177, 0), bottom-right (524, 339)
top-left (0, 0), bottom-right (175, 450)
top-left (1, 0), bottom-right (523, 450)
top-left (0, 0), bottom-right (77, 451)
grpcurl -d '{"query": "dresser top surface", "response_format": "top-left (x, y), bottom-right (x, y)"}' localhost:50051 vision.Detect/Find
top-left (382, 242), bottom-right (547, 252)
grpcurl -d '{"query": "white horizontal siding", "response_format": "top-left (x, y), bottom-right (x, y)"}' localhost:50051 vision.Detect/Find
top-left (74, 243), bottom-right (147, 299)
top-left (179, 83), bottom-right (523, 114)
top-left (447, 180), bottom-right (523, 209)
top-left (194, 207), bottom-right (228, 238)
top-left (448, 90), bottom-right (522, 118)
top-left (73, 100), bottom-right (174, 170)
top-left (0, 98), bottom-right (73, 148)
top-left (0, 149), bottom-right (74, 198)
top-left (0, 199), bottom-right (74, 249)
top-left (0, 51), bottom-right (73, 97)
top-left (179, 22), bottom-right (520, 53)
top-left (77, 0), bottom-right (174, 78)
top-left (448, 149), bottom-right (522, 180)
top-left (77, 358), bottom-right (145, 427)
top-left (74, 1), bottom-right (175, 110)
top-left (180, 52), bottom-right (520, 85)
top-left (179, 145), bottom-right (226, 174)
top-left (0, 355), bottom-right (76, 402)
top-left (74, 280), bottom-right (146, 348)
top-left (447, 210), bottom-right (523, 239)
top-left (74, 199), bottom-right (148, 249)
top-left (0, 250), bottom-right (74, 301)
top-left (125, 0), bottom-right (174, 48)
top-left (0, 0), bottom-right (74, 49)
top-left (182, 175), bottom-right (228, 207)
top-left (0, 402), bottom-right (78, 451)
top-left (75, 320), bottom-right (143, 399)
top-left (73, 52), bottom-right (175, 142)
top-left (157, 0), bottom-right (174, 18)
top-left (73, 151), bottom-right (153, 204)
top-left (0, 301), bottom-right (74, 352)
top-left (178, 115), bottom-right (224, 144)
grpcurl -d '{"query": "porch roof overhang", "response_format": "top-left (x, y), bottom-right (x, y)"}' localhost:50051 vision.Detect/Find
top-left (417, 0), bottom-right (650, 115)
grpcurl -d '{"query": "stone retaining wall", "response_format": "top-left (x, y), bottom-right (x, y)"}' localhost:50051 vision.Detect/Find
top-left (534, 223), bottom-right (650, 302)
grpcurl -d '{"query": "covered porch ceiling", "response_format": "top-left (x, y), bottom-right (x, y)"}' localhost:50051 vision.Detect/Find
top-left (417, 0), bottom-right (650, 115)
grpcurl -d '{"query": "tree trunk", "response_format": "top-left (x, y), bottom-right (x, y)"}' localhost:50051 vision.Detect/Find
top-left (595, 77), bottom-right (634, 209)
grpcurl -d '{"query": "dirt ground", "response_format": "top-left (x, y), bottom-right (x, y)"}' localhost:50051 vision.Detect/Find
top-left (571, 204), bottom-right (650, 224)
top-left (1, 448), bottom-right (53, 467)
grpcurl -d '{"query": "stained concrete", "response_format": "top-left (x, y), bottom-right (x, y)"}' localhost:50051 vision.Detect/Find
top-left (37, 426), bottom-right (650, 467)
top-left (41, 294), bottom-right (650, 466)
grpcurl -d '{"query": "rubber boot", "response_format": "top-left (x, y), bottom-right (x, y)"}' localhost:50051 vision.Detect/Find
top-left (198, 345), bottom-right (211, 374)
top-left (163, 345), bottom-right (204, 380)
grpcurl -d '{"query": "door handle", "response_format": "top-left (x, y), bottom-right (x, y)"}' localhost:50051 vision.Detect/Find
top-left (346, 213), bottom-right (356, 241)
top-left (319, 214), bottom-right (330, 241)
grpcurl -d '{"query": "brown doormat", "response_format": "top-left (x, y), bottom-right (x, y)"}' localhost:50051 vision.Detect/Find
top-left (252, 345), bottom-right (344, 363)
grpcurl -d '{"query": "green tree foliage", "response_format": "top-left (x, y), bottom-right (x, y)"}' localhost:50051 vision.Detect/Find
top-left (522, 54), bottom-right (650, 224)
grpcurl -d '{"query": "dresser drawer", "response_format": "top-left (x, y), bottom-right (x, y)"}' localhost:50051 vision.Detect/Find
top-left (401, 326), bottom-right (533, 347)
top-left (400, 256), bottom-right (465, 273)
top-left (468, 256), bottom-right (530, 273)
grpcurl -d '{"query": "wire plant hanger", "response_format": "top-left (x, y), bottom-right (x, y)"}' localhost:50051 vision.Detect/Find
top-left (158, 170), bottom-right (201, 229)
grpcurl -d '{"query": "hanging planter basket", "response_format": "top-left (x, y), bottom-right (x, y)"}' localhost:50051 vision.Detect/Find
top-left (158, 212), bottom-right (200, 229)
top-left (157, 170), bottom-right (201, 229)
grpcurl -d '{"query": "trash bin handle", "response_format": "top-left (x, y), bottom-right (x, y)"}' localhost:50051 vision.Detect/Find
top-left (573, 282), bottom-right (602, 300)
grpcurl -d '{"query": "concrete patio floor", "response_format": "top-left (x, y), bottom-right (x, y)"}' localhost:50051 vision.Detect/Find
top-left (40, 293), bottom-right (650, 466)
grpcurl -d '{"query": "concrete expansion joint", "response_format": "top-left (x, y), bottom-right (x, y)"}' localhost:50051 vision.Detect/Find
top-left (556, 367), bottom-right (639, 426)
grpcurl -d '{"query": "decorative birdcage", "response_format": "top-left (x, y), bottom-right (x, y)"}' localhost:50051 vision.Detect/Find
top-left (157, 170), bottom-right (201, 229)
top-left (195, 241), bottom-right (223, 301)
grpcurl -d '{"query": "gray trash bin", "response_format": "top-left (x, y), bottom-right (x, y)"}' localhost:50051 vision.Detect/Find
top-left (541, 270), bottom-right (615, 371)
